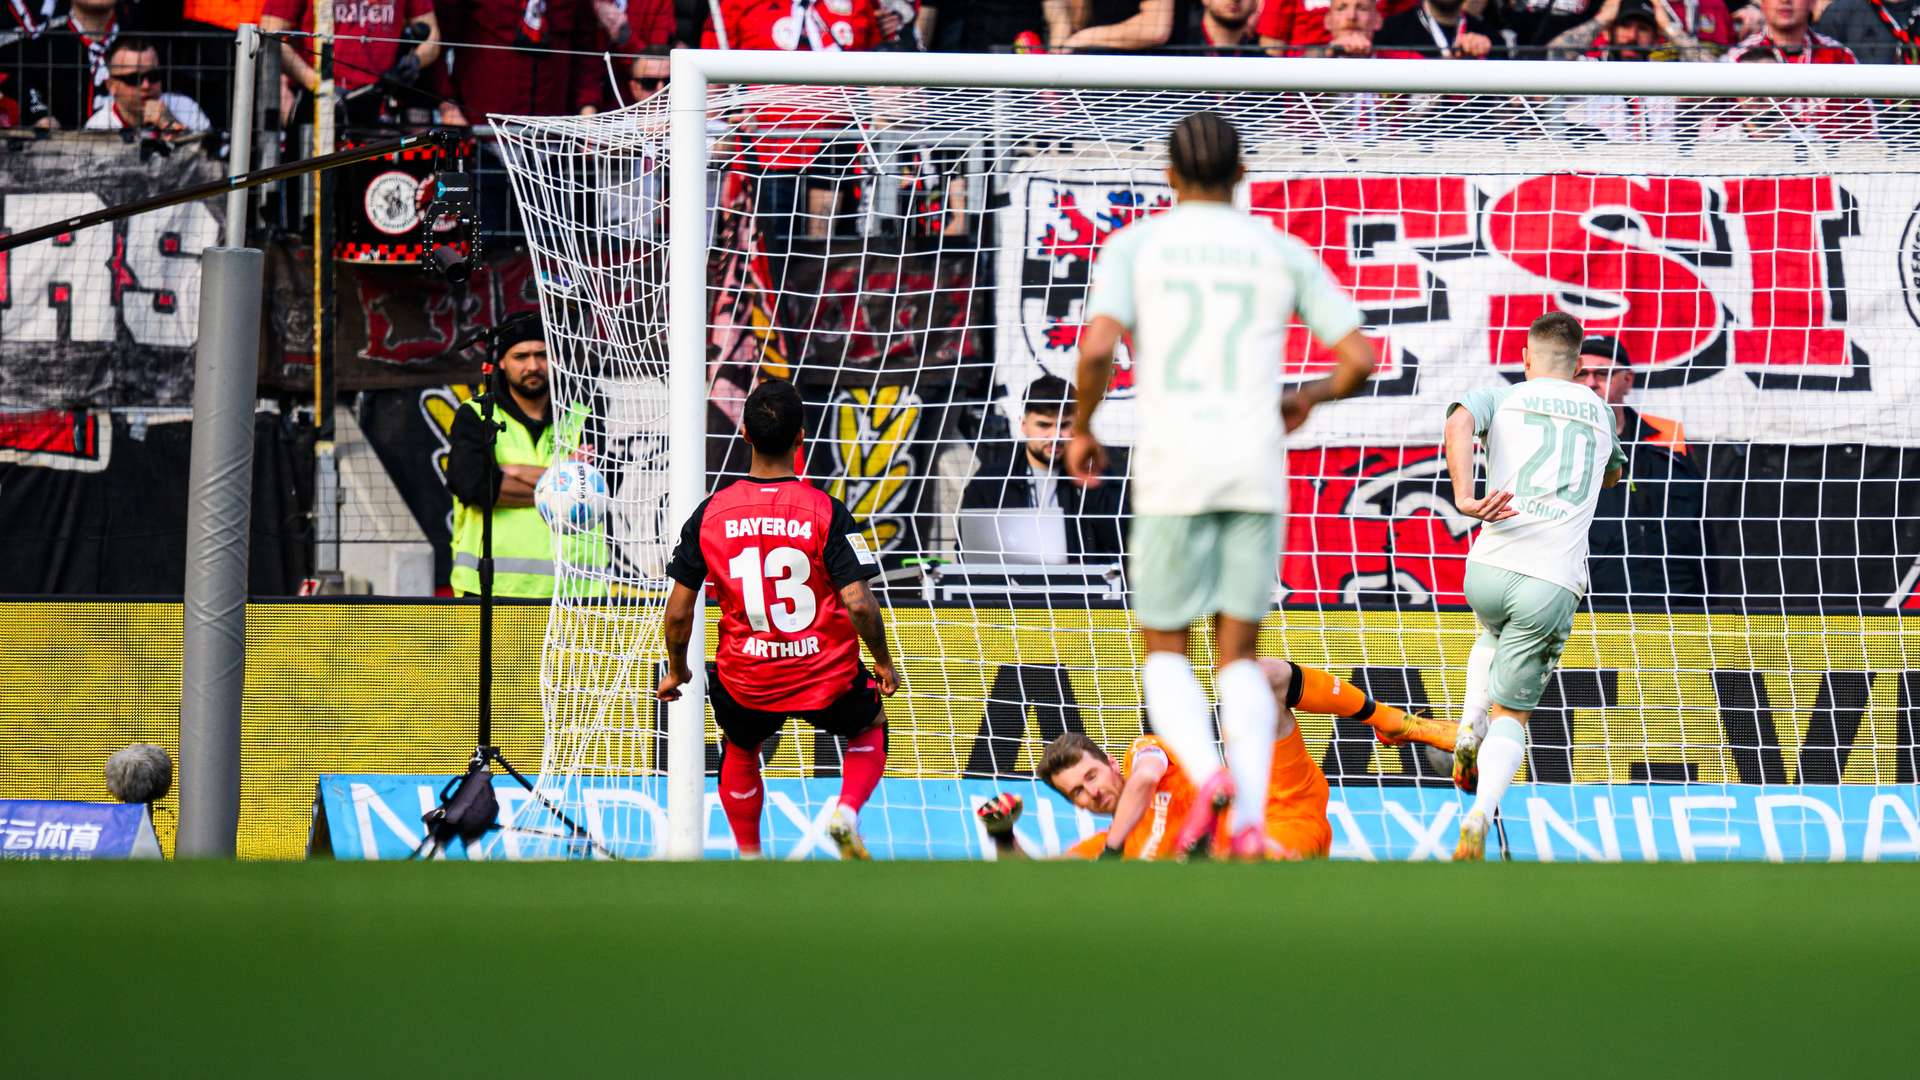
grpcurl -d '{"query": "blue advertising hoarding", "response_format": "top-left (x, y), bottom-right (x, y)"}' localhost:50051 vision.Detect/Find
top-left (313, 775), bottom-right (1920, 862)
top-left (0, 800), bottom-right (162, 859)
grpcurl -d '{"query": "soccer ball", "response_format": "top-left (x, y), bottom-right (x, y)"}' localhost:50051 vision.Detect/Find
top-left (534, 460), bottom-right (609, 532)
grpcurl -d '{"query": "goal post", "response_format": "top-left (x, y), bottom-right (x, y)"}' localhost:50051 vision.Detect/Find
top-left (494, 51), bottom-right (1920, 861)
top-left (665, 55), bottom-right (712, 860)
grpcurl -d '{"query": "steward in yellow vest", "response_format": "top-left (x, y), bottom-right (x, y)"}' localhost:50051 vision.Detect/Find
top-left (445, 319), bottom-right (608, 598)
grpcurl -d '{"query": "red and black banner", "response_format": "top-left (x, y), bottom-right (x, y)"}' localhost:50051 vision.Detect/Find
top-left (0, 135), bottom-right (225, 409)
top-left (996, 160), bottom-right (1920, 447)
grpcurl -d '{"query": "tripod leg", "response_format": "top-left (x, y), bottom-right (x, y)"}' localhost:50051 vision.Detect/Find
top-left (486, 747), bottom-right (619, 860)
top-left (409, 831), bottom-right (442, 861)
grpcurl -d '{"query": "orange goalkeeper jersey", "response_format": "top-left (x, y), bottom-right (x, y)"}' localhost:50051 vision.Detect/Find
top-left (1066, 731), bottom-right (1331, 860)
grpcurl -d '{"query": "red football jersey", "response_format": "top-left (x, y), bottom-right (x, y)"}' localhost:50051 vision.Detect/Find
top-left (702, 0), bottom-right (882, 170)
top-left (1257, 0), bottom-right (1334, 51)
top-left (666, 475), bottom-right (881, 711)
top-left (702, 0), bottom-right (881, 51)
top-left (1723, 31), bottom-right (1874, 138)
top-left (262, 0), bottom-right (437, 92)
top-left (1725, 29), bottom-right (1858, 64)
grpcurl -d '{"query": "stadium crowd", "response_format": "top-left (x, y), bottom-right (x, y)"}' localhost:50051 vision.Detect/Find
top-left (0, 0), bottom-right (1901, 606)
top-left (1, 0), bottom-right (1913, 130)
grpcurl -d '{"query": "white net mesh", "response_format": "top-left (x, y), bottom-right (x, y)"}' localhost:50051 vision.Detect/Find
top-left (486, 77), bottom-right (1920, 861)
top-left (475, 105), bottom-right (674, 858)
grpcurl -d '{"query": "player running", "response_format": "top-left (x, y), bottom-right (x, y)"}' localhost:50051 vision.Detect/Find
top-left (1444, 312), bottom-right (1624, 861)
top-left (977, 659), bottom-right (1458, 860)
top-left (1067, 111), bottom-right (1379, 859)
top-left (656, 379), bottom-right (899, 861)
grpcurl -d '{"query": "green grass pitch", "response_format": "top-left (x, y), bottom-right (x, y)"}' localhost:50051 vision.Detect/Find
top-left (3, 861), bottom-right (1914, 1078)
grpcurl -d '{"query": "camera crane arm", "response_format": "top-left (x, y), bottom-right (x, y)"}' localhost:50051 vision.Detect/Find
top-left (0, 129), bottom-right (458, 255)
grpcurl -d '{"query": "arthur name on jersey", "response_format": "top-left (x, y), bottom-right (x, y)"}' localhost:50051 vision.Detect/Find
top-left (738, 635), bottom-right (824, 659)
top-left (723, 517), bottom-right (816, 541)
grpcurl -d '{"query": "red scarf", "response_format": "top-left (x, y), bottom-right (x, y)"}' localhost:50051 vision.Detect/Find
top-left (518, 0), bottom-right (548, 44)
top-left (1863, 0), bottom-right (1918, 62)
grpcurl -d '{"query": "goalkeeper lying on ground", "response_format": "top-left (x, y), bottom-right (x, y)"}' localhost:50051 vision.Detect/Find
top-left (979, 659), bottom-right (1456, 860)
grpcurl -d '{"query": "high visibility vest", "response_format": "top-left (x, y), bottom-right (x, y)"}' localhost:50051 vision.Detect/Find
top-left (449, 397), bottom-right (608, 599)
top-left (184, 0), bottom-right (267, 30)
top-left (1642, 413), bottom-right (1688, 455)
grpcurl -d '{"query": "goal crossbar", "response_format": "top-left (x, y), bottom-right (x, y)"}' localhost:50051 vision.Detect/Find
top-left (672, 49), bottom-right (1920, 99)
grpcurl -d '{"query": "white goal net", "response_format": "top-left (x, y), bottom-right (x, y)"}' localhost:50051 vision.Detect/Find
top-left (486, 55), bottom-right (1920, 861)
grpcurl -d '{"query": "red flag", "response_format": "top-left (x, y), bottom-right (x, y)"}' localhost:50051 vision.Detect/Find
top-left (706, 170), bottom-right (790, 430)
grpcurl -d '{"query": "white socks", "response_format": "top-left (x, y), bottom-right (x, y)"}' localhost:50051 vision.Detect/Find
top-left (1468, 715), bottom-right (1527, 822)
top-left (1216, 659), bottom-right (1278, 832)
top-left (1142, 651), bottom-right (1222, 785)
top-left (1463, 634), bottom-right (1496, 743)
top-left (1141, 652), bottom-right (1283, 832)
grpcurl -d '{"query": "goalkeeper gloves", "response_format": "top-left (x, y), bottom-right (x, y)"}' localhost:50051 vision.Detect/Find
top-left (976, 793), bottom-right (1022, 836)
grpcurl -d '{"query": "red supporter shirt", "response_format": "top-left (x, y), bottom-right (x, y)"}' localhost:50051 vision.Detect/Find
top-left (666, 475), bottom-right (882, 711)
top-left (627, 0), bottom-right (674, 49)
top-left (705, 0), bottom-right (881, 170)
top-left (1725, 28), bottom-right (1858, 63)
top-left (1689, 0), bottom-right (1734, 47)
top-left (702, 0), bottom-right (880, 50)
top-left (1724, 31), bottom-right (1874, 137)
top-left (1257, 0), bottom-right (1334, 50)
top-left (1264, 0), bottom-right (1417, 48)
top-left (263, 0), bottom-right (436, 91)
top-left (440, 0), bottom-right (603, 119)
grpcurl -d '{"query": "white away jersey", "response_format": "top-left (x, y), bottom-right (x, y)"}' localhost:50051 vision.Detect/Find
top-left (1083, 202), bottom-right (1362, 517)
top-left (1450, 380), bottom-right (1628, 597)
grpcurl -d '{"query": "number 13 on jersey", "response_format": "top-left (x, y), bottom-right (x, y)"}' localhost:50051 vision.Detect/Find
top-left (727, 545), bottom-right (817, 633)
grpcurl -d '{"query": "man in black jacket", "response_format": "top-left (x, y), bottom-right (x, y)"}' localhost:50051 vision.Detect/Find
top-left (1574, 335), bottom-right (1711, 607)
top-left (960, 374), bottom-right (1129, 564)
